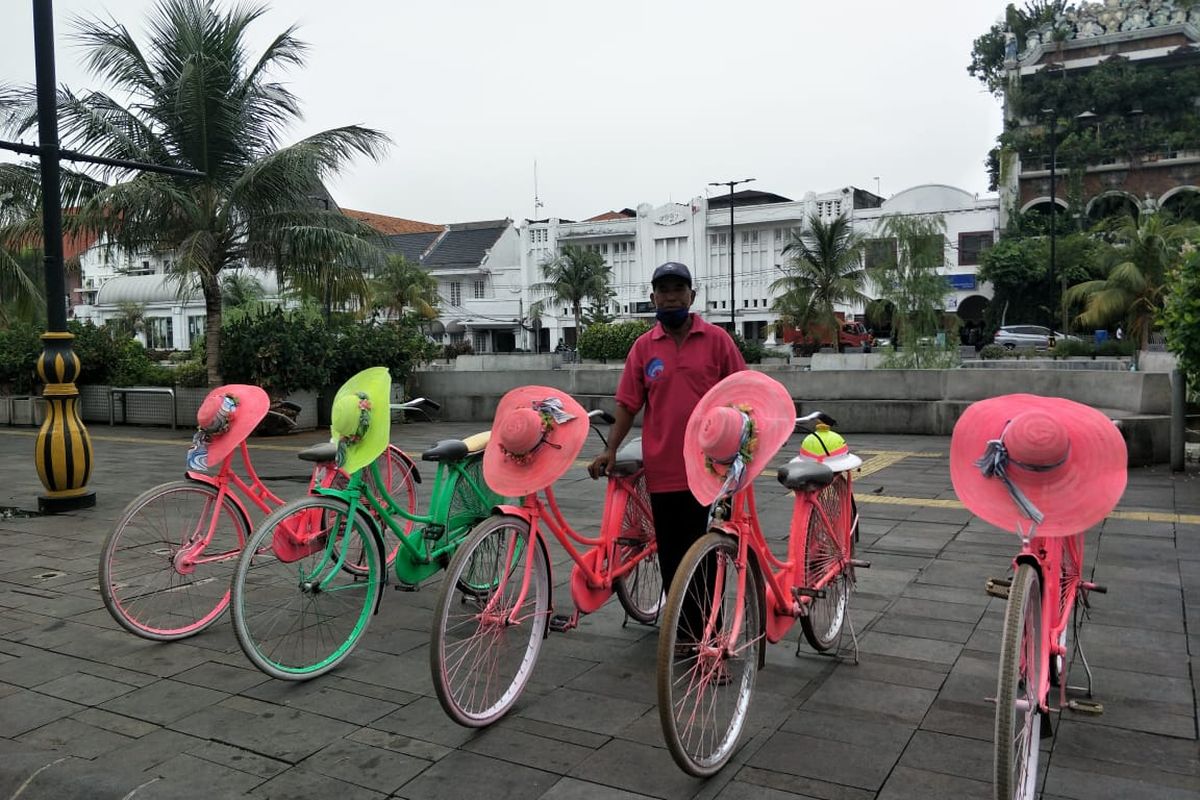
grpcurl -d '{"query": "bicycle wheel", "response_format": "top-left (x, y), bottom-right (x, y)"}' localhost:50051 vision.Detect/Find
top-left (1049, 534), bottom-right (1082, 687)
top-left (101, 480), bottom-right (249, 641)
top-left (994, 562), bottom-right (1043, 800)
top-left (613, 475), bottom-right (663, 624)
top-left (431, 514), bottom-right (550, 727)
top-left (798, 503), bottom-right (851, 653)
top-left (657, 532), bottom-right (760, 777)
top-left (231, 496), bottom-right (381, 680)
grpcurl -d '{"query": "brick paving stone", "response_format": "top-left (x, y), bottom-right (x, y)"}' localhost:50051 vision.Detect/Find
top-left (462, 724), bottom-right (597, 774)
top-left (735, 765), bottom-right (875, 800)
top-left (568, 737), bottom-right (706, 800)
top-left (749, 730), bottom-right (899, 791)
top-left (346, 728), bottom-right (453, 762)
top-left (301, 737), bottom-right (427, 795)
top-left (713, 781), bottom-right (823, 799)
top-left (518, 686), bottom-right (649, 737)
top-left (398, 750), bottom-right (556, 800)
top-left (34, 671), bottom-right (140, 706)
top-left (539, 777), bottom-right (657, 799)
top-left (15, 716), bottom-right (134, 759)
top-left (0, 689), bottom-right (84, 737)
top-left (242, 680), bottom-right (400, 726)
top-left (1041, 760), bottom-right (1200, 800)
top-left (172, 660), bottom-right (270, 694)
top-left (170, 696), bottom-right (358, 763)
top-left (875, 765), bottom-right (991, 800)
top-left (249, 766), bottom-right (387, 799)
top-left (138, 753), bottom-right (266, 798)
top-left (185, 739), bottom-right (290, 779)
top-left (857, 631), bottom-right (963, 665)
top-left (896, 729), bottom-right (992, 784)
top-left (99, 678), bottom-right (227, 726)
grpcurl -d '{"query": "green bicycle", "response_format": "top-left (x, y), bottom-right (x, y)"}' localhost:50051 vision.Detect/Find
top-left (230, 368), bottom-right (502, 680)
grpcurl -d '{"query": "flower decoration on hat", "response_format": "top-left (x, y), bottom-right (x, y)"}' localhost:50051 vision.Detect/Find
top-left (335, 392), bottom-right (373, 468)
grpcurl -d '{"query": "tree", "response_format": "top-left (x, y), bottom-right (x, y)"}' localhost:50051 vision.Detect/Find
top-left (221, 271), bottom-right (265, 310)
top-left (769, 212), bottom-right (867, 353)
top-left (868, 214), bottom-right (950, 347)
top-left (530, 244), bottom-right (611, 343)
top-left (1065, 211), bottom-right (1199, 352)
top-left (110, 301), bottom-right (146, 341)
top-left (968, 2), bottom-right (1068, 96)
top-left (371, 255), bottom-right (438, 320)
top-left (0, 0), bottom-right (390, 385)
top-left (1161, 248), bottom-right (1200, 386)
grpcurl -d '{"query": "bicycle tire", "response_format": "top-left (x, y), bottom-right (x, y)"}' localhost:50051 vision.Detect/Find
top-left (612, 476), bottom-right (663, 624)
top-left (994, 562), bottom-right (1043, 800)
top-left (656, 532), bottom-right (760, 777)
top-left (101, 480), bottom-right (249, 641)
top-left (231, 496), bottom-right (381, 680)
top-left (798, 503), bottom-right (851, 653)
top-left (431, 514), bottom-right (550, 727)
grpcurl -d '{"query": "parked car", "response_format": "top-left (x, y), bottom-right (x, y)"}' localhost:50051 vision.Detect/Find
top-left (993, 325), bottom-right (1079, 350)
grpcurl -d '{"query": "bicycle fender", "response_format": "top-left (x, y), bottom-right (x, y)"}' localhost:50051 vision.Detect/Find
top-left (394, 449), bottom-right (422, 484)
top-left (355, 509), bottom-right (390, 612)
top-left (491, 504), bottom-right (531, 522)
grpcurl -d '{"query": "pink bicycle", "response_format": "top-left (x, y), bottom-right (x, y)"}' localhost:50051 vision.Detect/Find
top-left (429, 409), bottom-right (663, 727)
top-left (947, 394), bottom-right (1127, 800)
top-left (100, 389), bottom-right (428, 641)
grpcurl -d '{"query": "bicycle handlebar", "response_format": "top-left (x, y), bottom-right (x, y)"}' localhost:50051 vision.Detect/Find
top-left (793, 410), bottom-right (837, 433)
top-left (587, 409), bottom-right (616, 425)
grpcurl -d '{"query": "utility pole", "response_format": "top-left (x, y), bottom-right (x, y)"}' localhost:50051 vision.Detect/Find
top-left (708, 177), bottom-right (755, 333)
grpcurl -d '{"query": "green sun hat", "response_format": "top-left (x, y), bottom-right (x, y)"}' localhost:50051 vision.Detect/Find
top-left (330, 367), bottom-right (392, 476)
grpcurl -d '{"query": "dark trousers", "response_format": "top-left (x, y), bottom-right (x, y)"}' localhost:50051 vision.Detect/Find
top-left (650, 490), bottom-right (713, 640)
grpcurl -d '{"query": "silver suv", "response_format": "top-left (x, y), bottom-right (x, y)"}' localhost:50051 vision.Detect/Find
top-left (994, 325), bottom-right (1078, 350)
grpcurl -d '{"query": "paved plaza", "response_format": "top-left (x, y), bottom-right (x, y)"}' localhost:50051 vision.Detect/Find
top-left (0, 418), bottom-right (1197, 800)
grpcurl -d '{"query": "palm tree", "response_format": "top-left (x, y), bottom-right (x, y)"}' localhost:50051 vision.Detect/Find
top-left (371, 255), bottom-right (438, 320)
top-left (770, 212), bottom-right (867, 353)
top-left (531, 245), bottom-right (610, 345)
top-left (0, 246), bottom-right (43, 327)
top-left (0, 0), bottom-right (390, 385)
top-left (1065, 211), bottom-right (1198, 352)
top-left (221, 271), bottom-right (265, 310)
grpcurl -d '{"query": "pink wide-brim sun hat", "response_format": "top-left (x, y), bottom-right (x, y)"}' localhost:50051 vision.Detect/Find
top-left (483, 386), bottom-right (590, 497)
top-left (950, 393), bottom-right (1127, 538)
top-left (684, 371), bottom-right (796, 505)
top-left (195, 384), bottom-right (271, 468)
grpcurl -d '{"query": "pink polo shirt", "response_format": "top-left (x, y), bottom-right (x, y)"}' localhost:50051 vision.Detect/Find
top-left (615, 314), bottom-right (746, 493)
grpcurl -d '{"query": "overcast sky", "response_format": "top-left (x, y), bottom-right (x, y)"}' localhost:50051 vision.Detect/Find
top-left (2, 0), bottom-right (1007, 224)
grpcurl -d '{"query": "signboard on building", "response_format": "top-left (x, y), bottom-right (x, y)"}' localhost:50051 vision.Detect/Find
top-left (946, 273), bottom-right (977, 290)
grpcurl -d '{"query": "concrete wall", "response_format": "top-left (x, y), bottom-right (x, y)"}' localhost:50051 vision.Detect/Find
top-left (411, 365), bottom-right (1173, 464)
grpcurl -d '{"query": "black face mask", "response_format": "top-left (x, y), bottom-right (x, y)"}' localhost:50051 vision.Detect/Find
top-left (656, 307), bottom-right (689, 329)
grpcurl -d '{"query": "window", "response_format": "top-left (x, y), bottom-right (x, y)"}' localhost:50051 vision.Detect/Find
top-left (958, 231), bottom-right (994, 265)
top-left (449, 281), bottom-right (462, 306)
top-left (865, 238), bottom-right (897, 270)
top-left (145, 317), bottom-right (173, 349)
top-left (911, 234), bottom-right (946, 268)
top-left (473, 280), bottom-right (485, 299)
top-left (187, 315), bottom-right (205, 344)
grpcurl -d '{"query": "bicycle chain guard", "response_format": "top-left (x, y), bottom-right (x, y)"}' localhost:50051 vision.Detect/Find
top-left (569, 549), bottom-right (610, 614)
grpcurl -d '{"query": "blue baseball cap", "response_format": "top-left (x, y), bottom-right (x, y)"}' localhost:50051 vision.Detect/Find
top-left (651, 261), bottom-right (692, 287)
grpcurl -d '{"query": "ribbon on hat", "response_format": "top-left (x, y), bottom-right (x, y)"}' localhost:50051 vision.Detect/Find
top-left (186, 394), bottom-right (238, 471)
top-left (706, 408), bottom-right (755, 500)
top-left (335, 392), bottom-right (373, 468)
top-left (975, 421), bottom-right (1071, 525)
top-left (533, 397), bottom-right (576, 426)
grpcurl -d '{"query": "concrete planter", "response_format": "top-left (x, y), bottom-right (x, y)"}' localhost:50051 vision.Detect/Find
top-left (76, 385), bottom-right (318, 431)
top-left (1, 395), bottom-right (46, 427)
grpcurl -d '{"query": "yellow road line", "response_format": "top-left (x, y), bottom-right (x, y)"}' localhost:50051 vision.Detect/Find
top-left (858, 450), bottom-right (943, 458)
top-left (859, 493), bottom-right (1200, 525)
top-left (854, 452), bottom-right (913, 479)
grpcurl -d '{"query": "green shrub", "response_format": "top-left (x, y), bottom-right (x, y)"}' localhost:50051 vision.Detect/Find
top-left (728, 332), bottom-right (768, 365)
top-left (220, 307), bottom-right (333, 396)
top-left (1163, 251), bottom-right (1200, 384)
top-left (172, 360), bottom-right (208, 388)
top-left (107, 339), bottom-right (161, 387)
top-left (442, 340), bottom-right (474, 359)
top-left (327, 318), bottom-right (439, 389)
top-left (1051, 339), bottom-right (1092, 358)
top-left (577, 321), bottom-right (652, 360)
top-left (978, 344), bottom-right (1008, 360)
top-left (0, 323), bottom-right (43, 393)
top-left (68, 321), bottom-right (126, 385)
top-left (1095, 338), bottom-right (1136, 357)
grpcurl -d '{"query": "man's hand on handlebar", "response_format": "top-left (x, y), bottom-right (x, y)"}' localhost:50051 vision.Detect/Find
top-left (588, 451), bottom-right (615, 480)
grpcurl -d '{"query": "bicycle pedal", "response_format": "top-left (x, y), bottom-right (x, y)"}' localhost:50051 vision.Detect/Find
top-left (1067, 699), bottom-right (1104, 715)
top-left (985, 579), bottom-right (1010, 599)
top-left (849, 558), bottom-right (871, 569)
top-left (548, 614), bottom-right (576, 633)
top-left (393, 582), bottom-right (419, 592)
top-left (793, 586), bottom-right (826, 600)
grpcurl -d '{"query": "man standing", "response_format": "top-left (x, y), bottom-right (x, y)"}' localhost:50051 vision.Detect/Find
top-left (588, 262), bottom-right (746, 604)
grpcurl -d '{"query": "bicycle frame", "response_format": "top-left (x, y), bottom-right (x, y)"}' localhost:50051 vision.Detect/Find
top-left (313, 455), bottom-right (493, 585)
top-left (1012, 530), bottom-right (1089, 712)
top-left (493, 473), bottom-right (658, 624)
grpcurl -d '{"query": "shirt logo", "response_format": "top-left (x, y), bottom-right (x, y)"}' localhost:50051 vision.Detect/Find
top-left (645, 357), bottom-right (665, 382)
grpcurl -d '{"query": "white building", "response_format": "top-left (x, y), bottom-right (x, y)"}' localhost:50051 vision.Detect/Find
top-left (521, 184), bottom-right (999, 349)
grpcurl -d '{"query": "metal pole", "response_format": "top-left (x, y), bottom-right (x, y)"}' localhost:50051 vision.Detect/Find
top-left (1171, 368), bottom-right (1186, 472)
top-left (729, 187), bottom-right (735, 331)
top-left (31, 0), bottom-right (95, 512)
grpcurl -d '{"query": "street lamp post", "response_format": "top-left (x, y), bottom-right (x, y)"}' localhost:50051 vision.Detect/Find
top-left (708, 178), bottom-right (755, 333)
top-left (1042, 108), bottom-right (1067, 335)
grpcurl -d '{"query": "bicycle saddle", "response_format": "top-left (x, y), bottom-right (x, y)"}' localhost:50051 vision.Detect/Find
top-left (421, 439), bottom-right (469, 462)
top-left (777, 458), bottom-right (835, 491)
top-left (297, 442), bottom-right (338, 463)
top-left (611, 438), bottom-right (643, 476)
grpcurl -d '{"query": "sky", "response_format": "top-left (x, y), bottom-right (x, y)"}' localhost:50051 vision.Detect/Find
top-left (1, 0), bottom-right (1007, 225)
